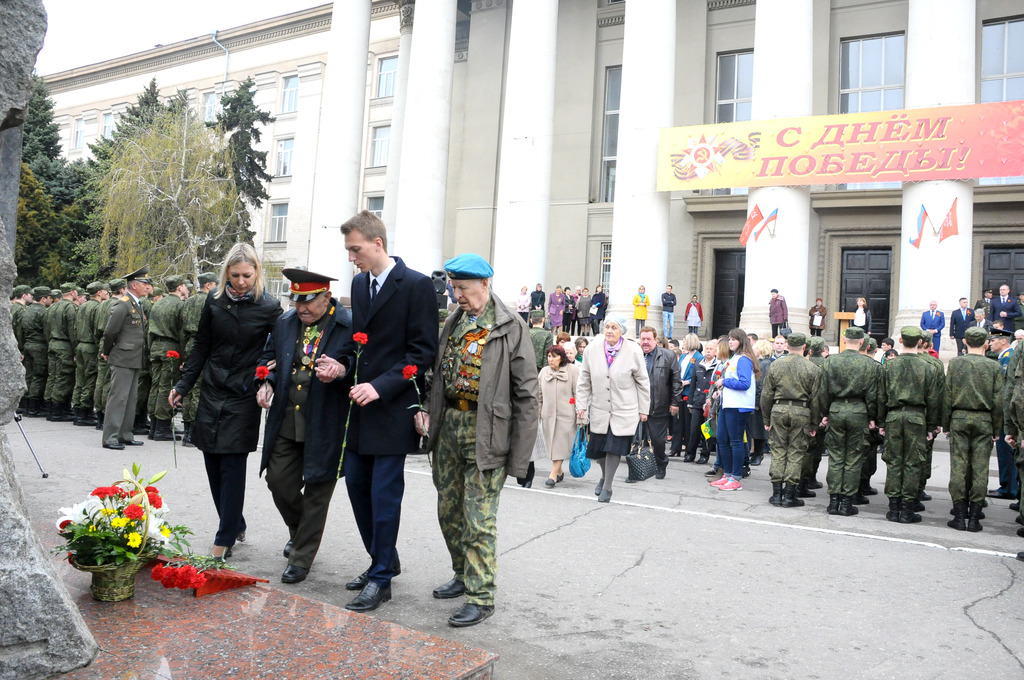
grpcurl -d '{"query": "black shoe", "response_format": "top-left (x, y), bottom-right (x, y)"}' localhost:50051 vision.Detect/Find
top-left (557, 474), bottom-right (564, 483)
top-left (780, 484), bottom-right (804, 508)
top-left (133, 414), bottom-right (150, 436)
top-left (807, 478), bottom-right (823, 490)
top-left (655, 468), bottom-right (666, 480)
top-left (851, 493), bottom-right (870, 505)
top-left (147, 416), bottom-right (156, 440)
top-left (909, 500), bottom-right (926, 512)
top-left (836, 495), bottom-right (859, 516)
top-left (742, 464), bottom-right (751, 479)
top-left (682, 453), bottom-right (696, 463)
top-left (898, 500), bottom-right (922, 524)
top-left (1016, 527), bottom-right (1024, 539)
top-left (345, 557), bottom-right (401, 591)
top-left (1017, 552), bottom-right (1024, 563)
top-left (281, 564), bottom-right (309, 584)
top-left (987, 489), bottom-right (1015, 500)
top-left (827, 494), bottom-right (840, 515)
top-left (345, 582), bottom-right (391, 612)
top-left (796, 480), bottom-right (816, 498)
top-left (749, 454), bottom-right (763, 466)
top-left (598, 489), bottom-right (612, 503)
top-left (768, 482), bottom-right (783, 507)
top-left (696, 455), bottom-right (709, 465)
top-left (102, 442), bottom-right (125, 450)
top-left (448, 603), bottom-right (494, 628)
top-left (860, 484), bottom-right (879, 496)
top-left (704, 466), bottom-right (721, 477)
top-left (1010, 502), bottom-right (1020, 512)
top-left (594, 479), bottom-right (604, 496)
top-left (967, 502), bottom-right (984, 532)
top-left (182, 422), bottom-right (195, 448)
top-left (544, 478), bottom-right (556, 487)
top-left (120, 439), bottom-right (144, 446)
top-left (947, 501), bottom-right (967, 531)
top-left (95, 412), bottom-right (104, 431)
top-left (919, 490), bottom-right (932, 502)
top-left (886, 498), bottom-right (901, 522)
top-left (433, 578), bottom-right (466, 599)
top-left (283, 540), bottom-right (293, 559)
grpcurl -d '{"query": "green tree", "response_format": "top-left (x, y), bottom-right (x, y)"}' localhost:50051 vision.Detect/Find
top-left (213, 76), bottom-right (275, 213)
top-left (22, 76), bottom-right (61, 166)
top-left (15, 163), bottom-right (60, 286)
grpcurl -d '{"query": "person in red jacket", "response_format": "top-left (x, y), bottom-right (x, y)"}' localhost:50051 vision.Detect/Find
top-left (684, 295), bottom-right (704, 335)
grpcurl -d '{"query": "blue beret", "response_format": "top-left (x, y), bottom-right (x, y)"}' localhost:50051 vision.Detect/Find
top-left (444, 253), bottom-right (494, 280)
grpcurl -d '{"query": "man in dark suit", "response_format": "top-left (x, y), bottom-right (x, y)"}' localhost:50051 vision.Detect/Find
top-left (920, 300), bottom-right (945, 353)
top-left (990, 284), bottom-right (1022, 326)
top-left (637, 326), bottom-right (683, 480)
top-left (973, 308), bottom-right (992, 330)
top-left (257, 269), bottom-right (352, 585)
top-left (101, 266), bottom-right (152, 450)
top-left (319, 211), bottom-right (438, 612)
top-left (949, 297), bottom-right (975, 355)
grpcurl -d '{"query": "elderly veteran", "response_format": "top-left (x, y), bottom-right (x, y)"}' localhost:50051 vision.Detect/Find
top-left (257, 269), bottom-right (352, 584)
top-left (416, 253), bottom-right (538, 628)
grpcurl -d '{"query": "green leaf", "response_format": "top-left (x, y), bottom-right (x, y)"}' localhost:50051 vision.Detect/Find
top-left (149, 470), bottom-right (167, 485)
top-left (132, 462), bottom-right (141, 477)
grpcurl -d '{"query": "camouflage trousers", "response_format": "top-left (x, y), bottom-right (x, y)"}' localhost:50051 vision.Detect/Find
top-left (803, 427), bottom-right (826, 482)
top-left (767, 406), bottom-right (811, 485)
top-left (135, 354), bottom-right (150, 418)
top-left (45, 341), bottom-right (75, 404)
top-left (22, 343), bottom-right (47, 400)
top-left (94, 354), bottom-right (111, 414)
top-left (148, 344), bottom-right (180, 420)
top-left (882, 408), bottom-right (928, 503)
top-left (182, 374), bottom-right (202, 423)
top-left (947, 411), bottom-right (996, 504)
top-left (432, 408), bottom-right (507, 606)
top-left (824, 407), bottom-right (870, 496)
top-left (919, 432), bottom-right (937, 496)
top-left (72, 343), bottom-right (98, 410)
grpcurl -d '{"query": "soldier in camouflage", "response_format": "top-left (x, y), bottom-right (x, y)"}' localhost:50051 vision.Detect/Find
top-left (916, 333), bottom-right (947, 509)
top-left (12, 285), bottom-right (33, 411)
top-left (761, 333), bottom-right (821, 508)
top-left (180, 272), bottom-right (218, 446)
top-left (819, 326), bottom-right (879, 516)
top-left (878, 327), bottom-right (944, 524)
top-left (800, 336), bottom-right (828, 498)
top-left (944, 326), bottom-right (1003, 532)
top-left (92, 279), bottom-right (126, 431)
top-left (71, 282), bottom-right (108, 426)
top-left (857, 335), bottom-right (882, 500)
top-left (20, 286), bottom-right (52, 417)
top-left (147, 276), bottom-right (189, 441)
top-left (45, 283), bottom-right (80, 422)
top-left (528, 310), bottom-right (549, 370)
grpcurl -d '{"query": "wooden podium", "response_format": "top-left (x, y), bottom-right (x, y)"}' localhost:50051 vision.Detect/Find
top-left (834, 312), bottom-right (856, 352)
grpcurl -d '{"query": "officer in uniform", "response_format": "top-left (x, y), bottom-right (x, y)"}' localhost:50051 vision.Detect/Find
top-left (800, 336), bottom-right (828, 497)
top-left (944, 326), bottom-right (1003, 532)
top-left (20, 286), bottom-right (52, 417)
top-left (761, 333), bottom-right (821, 508)
top-left (256, 269), bottom-right (352, 584)
top-left (917, 333), bottom-right (947, 509)
top-left (45, 283), bottom-right (80, 422)
top-left (180, 272), bottom-right (218, 446)
top-left (101, 266), bottom-right (152, 450)
top-left (878, 327), bottom-right (943, 523)
top-left (819, 327), bottom-right (879, 516)
top-left (71, 281), bottom-right (108, 426)
top-left (92, 279), bottom-right (126, 431)
top-left (134, 281), bottom-right (158, 436)
top-left (147, 275), bottom-right (189, 441)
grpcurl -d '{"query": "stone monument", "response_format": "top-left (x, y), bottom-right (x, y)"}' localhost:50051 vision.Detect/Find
top-left (0, 1), bottom-right (99, 677)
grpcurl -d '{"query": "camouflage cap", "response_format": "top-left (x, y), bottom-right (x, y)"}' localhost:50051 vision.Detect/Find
top-left (529, 310), bottom-right (545, 321)
top-left (50, 289), bottom-right (61, 298)
top-left (198, 272), bottom-right (218, 286)
top-left (843, 326), bottom-right (866, 339)
top-left (12, 284), bottom-right (31, 297)
top-left (865, 336), bottom-right (878, 352)
top-left (899, 326), bottom-right (924, 342)
top-left (108, 278), bottom-right (126, 292)
top-left (32, 286), bottom-right (52, 298)
top-left (786, 332), bottom-right (807, 347)
top-left (86, 281), bottom-right (107, 295)
top-left (164, 275), bottom-right (184, 291)
top-left (151, 285), bottom-right (166, 297)
top-left (806, 336), bottom-right (826, 353)
top-left (60, 282), bottom-right (79, 295)
top-left (964, 326), bottom-right (989, 346)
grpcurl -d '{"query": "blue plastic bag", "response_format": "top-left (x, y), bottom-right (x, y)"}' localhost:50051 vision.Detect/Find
top-left (569, 426), bottom-right (591, 478)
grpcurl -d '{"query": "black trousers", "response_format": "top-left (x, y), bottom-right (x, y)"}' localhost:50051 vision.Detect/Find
top-left (810, 328), bottom-right (822, 336)
top-left (670, 406), bottom-right (688, 454)
top-left (644, 415), bottom-right (672, 471)
top-left (687, 407), bottom-right (708, 458)
top-left (771, 323), bottom-right (784, 337)
top-left (266, 436), bottom-right (338, 569)
top-left (954, 337), bottom-right (966, 355)
top-left (203, 451), bottom-right (249, 547)
top-left (344, 451), bottom-right (406, 587)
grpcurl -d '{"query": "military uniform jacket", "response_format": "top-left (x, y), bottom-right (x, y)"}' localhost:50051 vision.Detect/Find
top-left (878, 354), bottom-right (943, 430)
top-left (181, 291), bottom-right (208, 354)
top-left (102, 295), bottom-right (147, 369)
top-left (819, 349), bottom-right (879, 422)
top-left (12, 302), bottom-right (25, 349)
top-left (76, 299), bottom-right (100, 346)
top-left (49, 299), bottom-right (76, 346)
top-left (760, 355), bottom-right (821, 428)
top-left (92, 298), bottom-right (114, 346)
top-left (529, 326), bottom-right (550, 371)
top-left (1003, 343), bottom-right (1024, 437)
top-left (148, 295), bottom-right (185, 349)
top-left (20, 303), bottom-right (48, 348)
top-left (944, 354), bottom-right (1004, 436)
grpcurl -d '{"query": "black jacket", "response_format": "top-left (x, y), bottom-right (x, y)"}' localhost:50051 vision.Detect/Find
top-left (174, 290), bottom-right (282, 454)
top-left (645, 346), bottom-right (683, 416)
top-left (530, 290), bottom-right (546, 310)
top-left (259, 300), bottom-right (352, 484)
top-left (949, 307), bottom-right (975, 339)
top-left (689, 360), bottom-right (715, 412)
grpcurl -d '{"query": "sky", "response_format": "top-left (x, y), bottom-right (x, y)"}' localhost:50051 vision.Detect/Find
top-left (35, 0), bottom-right (327, 75)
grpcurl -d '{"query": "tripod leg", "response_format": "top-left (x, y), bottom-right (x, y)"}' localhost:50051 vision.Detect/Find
top-left (13, 415), bottom-right (48, 478)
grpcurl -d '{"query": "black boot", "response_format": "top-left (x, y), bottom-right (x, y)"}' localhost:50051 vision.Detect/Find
top-left (966, 502), bottom-right (983, 532)
top-left (73, 407), bottom-right (90, 426)
top-left (768, 482), bottom-right (783, 506)
top-left (850, 491), bottom-right (870, 505)
top-left (17, 397), bottom-right (27, 414)
top-left (807, 477), bottom-right (823, 490)
top-left (26, 398), bottom-right (42, 417)
top-left (682, 452), bottom-right (696, 463)
top-left (919, 489), bottom-right (932, 502)
top-left (152, 419), bottom-right (176, 442)
top-left (908, 498), bottom-right (926, 512)
top-left (81, 408), bottom-right (97, 426)
top-left (827, 494), bottom-right (840, 515)
top-left (182, 422), bottom-right (195, 448)
top-left (796, 479), bottom-right (816, 498)
top-left (132, 412), bottom-right (150, 435)
top-left (898, 498), bottom-right (922, 523)
top-left (696, 454), bottom-right (709, 465)
top-left (95, 411), bottom-right (104, 431)
top-left (148, 415), bottom-right (157, 440)
top-left (886, 497), bottom-right (901, 522)
top-left (947, 500), bottom-right (967, 531)
top-left (780, 484), bottom-right (804, 508)
top-left (860, 481), bottom-right (879, 496)
top-left (750, 453), bottom-right (763, 466)
top-left (836, 495), bottom-right (859, 516)
top-left (45, 401), bottom-right (59, 422)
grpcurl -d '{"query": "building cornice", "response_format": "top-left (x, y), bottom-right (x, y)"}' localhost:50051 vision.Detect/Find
top-left (708, 0), bottom-right (756, 9)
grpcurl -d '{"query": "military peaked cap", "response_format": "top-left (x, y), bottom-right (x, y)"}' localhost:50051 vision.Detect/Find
top-left (282, 267), bottom-right (335, 302)
top-left (124, 265), bottom-right (153, 284)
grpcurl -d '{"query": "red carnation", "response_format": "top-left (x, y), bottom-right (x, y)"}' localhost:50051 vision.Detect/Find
top-left (147, 491), bottom-right (163, 509)
top-left (569, 398), bottom-right (576, 405)
top-left (402, 365), bottom-right (418, 380)
top-left (255, 365), bottom-right (270, 380)
top-left (90, 486), bottom-right (114, 499)
top-left (123, 504), bottom-right (145, 520)
top-left (166, 350), bottom-right (180, 359)
top-left (145, 486), bottom-right (159, 493)
top-left (353, 332), bottom-right (368, 345)
top-left (59, 519), bottom-right (72, 530)
top-left (151, 564), bottom-right (166, 581)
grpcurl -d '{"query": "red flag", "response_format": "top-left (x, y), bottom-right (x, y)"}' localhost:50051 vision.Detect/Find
top-left (739, 205), bottom-right (763, 247)
top-left (939, 197), bottom-right (958, 243)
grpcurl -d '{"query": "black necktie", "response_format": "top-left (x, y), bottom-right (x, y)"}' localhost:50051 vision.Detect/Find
top-left (370, 279), bottom-right (379, 301)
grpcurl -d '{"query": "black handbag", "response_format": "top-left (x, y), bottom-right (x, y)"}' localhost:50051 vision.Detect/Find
top-left (626, 430), bottom-right (657, 482)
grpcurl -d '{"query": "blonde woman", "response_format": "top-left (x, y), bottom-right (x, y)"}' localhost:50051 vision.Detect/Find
top-left (170, 243), bottom-right (282, 559)
top-left (539, 345), bottom-right (580, 487)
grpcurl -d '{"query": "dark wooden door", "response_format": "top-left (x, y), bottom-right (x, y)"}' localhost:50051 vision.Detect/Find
top-left (840, 249), bottom-right (891, 340)
top-left (713, 250), bottom-right (745, 338)
top-left (983, 247), bottom-right (1024, 298)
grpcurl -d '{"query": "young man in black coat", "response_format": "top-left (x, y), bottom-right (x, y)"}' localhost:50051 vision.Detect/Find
top-left (257, 269), bottom-right (352, 585)
top-left (317, 211), bottom-right (438, 612)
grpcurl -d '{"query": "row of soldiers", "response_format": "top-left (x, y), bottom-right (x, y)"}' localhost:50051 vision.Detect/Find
top-left (761, 324), bottom-right (1022, 542)
top-left (11, 273), bottom-right (218, 444)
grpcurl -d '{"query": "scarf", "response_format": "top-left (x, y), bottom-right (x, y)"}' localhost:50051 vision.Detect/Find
top-left (604, 337), bottom-right (624, 366)
top-left (225, 283), bottom-right (255, 302)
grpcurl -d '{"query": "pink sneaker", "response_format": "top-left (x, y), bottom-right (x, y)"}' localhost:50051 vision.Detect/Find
top-left (710, 476), bottom-right (730, 487)
top-left (719, 478), bottom-right (742, 491)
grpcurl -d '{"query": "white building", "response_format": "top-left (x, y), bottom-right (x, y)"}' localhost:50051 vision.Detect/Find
top-left (45, 0), bottom-right (1024, 346)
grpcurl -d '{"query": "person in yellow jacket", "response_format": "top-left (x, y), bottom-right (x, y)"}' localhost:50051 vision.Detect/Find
top-left (632, 285), bottom-right (649, 337)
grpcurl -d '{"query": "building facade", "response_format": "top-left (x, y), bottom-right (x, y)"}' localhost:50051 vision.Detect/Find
top-left (45, 0), bottom-right (1024, 347)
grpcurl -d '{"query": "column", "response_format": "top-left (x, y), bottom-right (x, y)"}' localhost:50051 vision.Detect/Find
top-left (381, 0), bottom-right (414, 246)
top-left (491, 0), bottom-right (559, 302)
top-left (308, 1), bottom-right (371, 294)
top-left (392, 0), bottom-right (459, 276)
top-left (606, 0), bottom-right (676, 332)
top-left (738, 0), bottom-right (814, 337)
top-left (895, 0), bottom-right (975, 346)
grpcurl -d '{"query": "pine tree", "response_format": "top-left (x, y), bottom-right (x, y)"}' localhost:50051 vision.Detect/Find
top-left (214, 76), bottom-right (275, 211)
top-left (22, 76), bottom-right (61, 166)
top-left (15, 163), bottom-right (60, 286)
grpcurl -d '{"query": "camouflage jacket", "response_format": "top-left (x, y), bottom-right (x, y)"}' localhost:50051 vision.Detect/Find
top-left (819, 349), bottom-right (879, 422)
top-left (21, 303), bottom-right (48, 347)
top-left (760, 354), bottom-right (821, 428)
top-left (180, 291), bottom-right (208, 355)
top-left (944, 353), bottom-right (1003, 436)
top-left (148, 294), bottom-right (185, 348)
top-left (878, 353), bottom-right (943, 430)
top-left (75, 299), bottom-right (101, 345)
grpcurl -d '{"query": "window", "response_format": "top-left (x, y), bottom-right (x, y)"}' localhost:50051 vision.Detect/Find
top-left (265, 277), bottom-right (288, 297)
top-left (276, 139), bottom-right (294, 177)
top-left (600, 67), bottom-right (621, 203)
top-left (716, 51), bottom-right (754, 195)
top-left (600, 242), bottom-right (612, 295)
top-left (840, 34), bottom-right (905, 189)
top-left (72, 118), bottom-right (84, 149)
top-left (202, 92), bottom-right (219, 123)
top-left (981, 19), bottom-right (1024, 185)
top-left (281, 75), bottom-right (299, 114)
top-left (377, 56), bottom-right (398, 98)
top-left (268, 204), bottom-right (288, 242)
top-left (102, 113), bottom-right (115, 139)
top-left (370, 126), bottom-right (391, 167)
top-left (367, 196), bottom-right (384, 218)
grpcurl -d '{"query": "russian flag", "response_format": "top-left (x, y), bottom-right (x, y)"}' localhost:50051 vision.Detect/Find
top-left (909, 205), bottom-right (926, 249)
top-left (754, 208), bottom-right (778, 241)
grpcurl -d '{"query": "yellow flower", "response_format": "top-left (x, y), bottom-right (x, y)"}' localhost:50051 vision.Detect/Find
top-left (160, 525), bottom-right (171, 537)
top-left (88, 525), bottom-right (96, 532)
top-left (111, 517), bottom-right (129, 529)
top-left (126, 532), bottom-right (142, 548)
top-left (101, 508), bottom-right (115, 516)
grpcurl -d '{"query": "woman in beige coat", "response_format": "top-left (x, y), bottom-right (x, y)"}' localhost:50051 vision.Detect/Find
top-left (539, 344), bottom-right (580, 487)
top-left (575, 315), bottom-right (651, 502)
